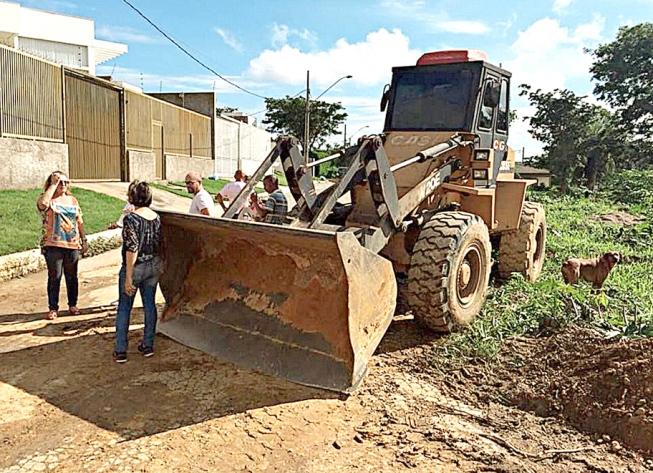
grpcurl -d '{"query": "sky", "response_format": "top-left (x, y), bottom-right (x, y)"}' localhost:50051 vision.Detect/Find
top-left (20, 0), bottom-right (653, 157)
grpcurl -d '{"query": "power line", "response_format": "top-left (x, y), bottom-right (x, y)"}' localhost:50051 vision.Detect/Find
top-left (120, 0), bottom-right (268, 100)
top-left (245, 88), bottom-right (306, 116)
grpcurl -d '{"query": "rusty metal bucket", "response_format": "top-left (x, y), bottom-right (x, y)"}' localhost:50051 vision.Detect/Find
top-left (156, 211), bottom-right (397, 393)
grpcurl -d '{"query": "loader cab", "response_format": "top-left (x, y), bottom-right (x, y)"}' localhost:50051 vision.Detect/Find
top-left (381, 50), bottom-right (511, 185)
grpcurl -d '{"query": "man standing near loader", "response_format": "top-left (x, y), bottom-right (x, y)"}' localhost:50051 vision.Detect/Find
top-left (185, 172), bottom-right (216, 217)
top-left (215, 169), bottom-right (246, 212)
top-left (251, 175), bottom-right (287, 225)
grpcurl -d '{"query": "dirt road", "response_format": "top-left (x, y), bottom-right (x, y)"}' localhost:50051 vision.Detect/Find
top-left (1, 250), bottom-right (651, 472)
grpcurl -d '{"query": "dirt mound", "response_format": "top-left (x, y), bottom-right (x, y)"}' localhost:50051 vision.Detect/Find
top-left (492, 327), bottom-right (653, 454)
top-left (593, 211), bottom-right (644, 225)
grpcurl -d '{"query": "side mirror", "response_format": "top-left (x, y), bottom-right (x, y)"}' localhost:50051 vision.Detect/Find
top-left (380, 84), bottom-right (390, 112)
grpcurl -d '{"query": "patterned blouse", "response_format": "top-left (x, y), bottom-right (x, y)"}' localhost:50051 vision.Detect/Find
top-left (40, 196), bottom-right (84, 250)
top-left (121, 212), bottom-right (161, 264)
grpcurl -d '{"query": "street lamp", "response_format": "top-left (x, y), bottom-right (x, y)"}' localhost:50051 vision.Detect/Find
top-left (315, 75), bottom-right (353, 100)
top-left (304, 72), bottom-right (353, 165)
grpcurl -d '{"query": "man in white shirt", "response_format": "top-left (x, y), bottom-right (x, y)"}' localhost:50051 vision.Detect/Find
top-left (185, 171), bottom-right (216, 217)
top-left (215, 169), bottom-right (246, 212)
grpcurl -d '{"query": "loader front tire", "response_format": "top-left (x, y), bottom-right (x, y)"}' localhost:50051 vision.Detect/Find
top-left (406, 212), bottom-right (492, 333)
top-left (498, 201), bottom-right (546, 282)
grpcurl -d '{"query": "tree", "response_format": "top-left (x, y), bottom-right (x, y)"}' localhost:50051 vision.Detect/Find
top-left (216, 106), bottom-right (237, 115)
top-left (262, 96), bottom-right (347, 152)
top-left (590, 23), bottom-right (653, 140)
top-left (583, 109), bottom-right (622, 190)
top-left (520, 85), bottom-right (598, 193)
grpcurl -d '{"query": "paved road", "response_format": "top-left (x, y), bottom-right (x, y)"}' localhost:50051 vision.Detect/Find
top-left (75, 181), bottom-right (191, 213)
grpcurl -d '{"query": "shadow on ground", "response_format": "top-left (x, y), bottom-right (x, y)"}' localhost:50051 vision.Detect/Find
top-left (375, 315), bottom-right (443, 355)
top-left (0, 308), bottom-right (337, 440)
top-left (0, 305), bottom-right (112, 326)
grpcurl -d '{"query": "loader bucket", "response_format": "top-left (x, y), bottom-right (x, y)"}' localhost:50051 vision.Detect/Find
top-left (156, 211), bottom-right (397, 393)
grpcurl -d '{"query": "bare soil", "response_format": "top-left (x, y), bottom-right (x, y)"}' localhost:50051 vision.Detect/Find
top-left (490, 328), bottom-right (653, 454)
top-left (1, 251), bottom-right (651, 472)
top-left (592, 211), bottom-right (644, 226)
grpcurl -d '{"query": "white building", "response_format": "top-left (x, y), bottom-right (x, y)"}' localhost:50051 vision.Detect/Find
top-left (0, 1), bottom-right (126, 75)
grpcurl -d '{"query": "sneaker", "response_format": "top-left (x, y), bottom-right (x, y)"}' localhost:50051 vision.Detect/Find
top-left (137, 344), bottom-right (154, 358)
top-left (113, 351), bottom-right (127, 363)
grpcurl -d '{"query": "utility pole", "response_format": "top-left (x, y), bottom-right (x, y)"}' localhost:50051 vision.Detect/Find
top-left (303, 70), bottom-right (310, 166)
top-left (343, 123), bottom-right (347, 148)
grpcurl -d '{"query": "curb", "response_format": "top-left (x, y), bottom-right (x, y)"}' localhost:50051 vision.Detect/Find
top-left (0, 228), bottom-right (122, 282)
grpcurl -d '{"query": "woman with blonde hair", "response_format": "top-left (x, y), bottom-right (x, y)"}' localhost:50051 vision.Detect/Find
top-left (36, 171), bottom-right (88, 320)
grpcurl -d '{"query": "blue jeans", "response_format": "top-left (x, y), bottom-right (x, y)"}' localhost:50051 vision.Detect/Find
top-left (115, 264), bottom-right (158, 353)
top-left (44, 247), bottom-right (80, 311)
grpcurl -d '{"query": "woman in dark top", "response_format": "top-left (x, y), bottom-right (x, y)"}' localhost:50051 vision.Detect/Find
top-left (114, 180), bottom-right (162, 363)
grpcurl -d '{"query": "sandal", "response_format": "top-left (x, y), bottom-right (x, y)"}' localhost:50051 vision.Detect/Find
top-left (46, 310), bottom-right (58, 320)
top-left (69, 307), bottom-right (81, 316)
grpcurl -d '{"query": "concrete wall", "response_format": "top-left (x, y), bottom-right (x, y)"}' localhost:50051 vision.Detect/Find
top-left (127, 149), bottom-right (156, 182)
top-left (214, 115), bottom-right (274, 177)
top-left (239, 124), bottom-right (275, 175)
top-left (0, 137), bottom-right (68, 190)
top-left (0, 228), bottom-right (121, 282)
top-left (165, 154), bottom-right (214, 181)
top-left (148, 92), bottom-right (214, 117)
top-left (214, 116), bottom-right (240, 176)
top-left (148, 92), bottom-right (275, 177)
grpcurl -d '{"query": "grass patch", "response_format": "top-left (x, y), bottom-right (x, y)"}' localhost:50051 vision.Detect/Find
top-left (152, 178), bottom-right (264, 199)
top-left (0, 188), bottom-right (124, 256)
top-left (440, 170), bottom-right (653, 361)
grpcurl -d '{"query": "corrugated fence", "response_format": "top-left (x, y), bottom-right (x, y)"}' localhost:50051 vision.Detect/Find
top-left (0, 44), bottom-right (213, 180)
top-left (0, 45), bottom-right (64, 142)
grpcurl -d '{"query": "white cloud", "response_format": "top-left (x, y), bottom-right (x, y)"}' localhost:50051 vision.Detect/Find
top-left (553, 0), bottom-right (573, 14)
top-left (248, 28), bottom-right (420, 88)
top-left (380, 0), bottom-right (490, 35)
top-left (504, 15), bottom-right (606, 154)
top-left (215, 28), bottom-right (243, 52)
top-left (96, 26), bottom-right (157, 44)
top-left (270, 23), bottom-right (318, 48)
top-left (96, 65), bottom-right (264, 95)
top-left (497, 12), bottom-right (518, 35)
top-left (506, 15), bottom-right (605, 92)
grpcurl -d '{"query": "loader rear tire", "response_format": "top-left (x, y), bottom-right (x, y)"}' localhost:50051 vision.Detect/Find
top-left (498, 201), bottom-right (546, 282)
top-left (406, 211), bottom-right (492, 333)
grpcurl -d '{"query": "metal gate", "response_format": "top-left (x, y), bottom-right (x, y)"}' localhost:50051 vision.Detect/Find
top-left (65, 71), bottom-right (123, 179)
top-left (152, 122), bottom-right (164, 178)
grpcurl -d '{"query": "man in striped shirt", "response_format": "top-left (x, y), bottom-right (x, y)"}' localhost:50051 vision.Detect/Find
top-left (251, 175), bottom-right (288, 225)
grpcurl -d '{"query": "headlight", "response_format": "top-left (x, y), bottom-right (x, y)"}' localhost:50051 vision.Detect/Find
top-left (473, 169), bottom-right (488, 180)
top-left (474, 150), bottom-right (490, 161)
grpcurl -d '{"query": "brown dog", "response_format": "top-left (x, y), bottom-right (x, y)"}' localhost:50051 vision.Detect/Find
top-left (561, 252), bottom-right (621, 289)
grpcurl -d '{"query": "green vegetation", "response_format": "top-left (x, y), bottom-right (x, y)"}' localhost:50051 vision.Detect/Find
top-left (0, 187), bottom-right (124, 256)
top-left (521, 22), bottom-right (653, 191)
top-left (151, 179), bottom-right (230, 200)
top-left (263, 96), bottom-right (347, 152)
top-left (152, 177), bottom-right (267, 200)
top-left (442, 170), bottom-right (653, 361)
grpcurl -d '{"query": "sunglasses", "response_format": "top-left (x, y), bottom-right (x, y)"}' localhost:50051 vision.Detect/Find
top-left (59, 180), bottom-right (70, 186)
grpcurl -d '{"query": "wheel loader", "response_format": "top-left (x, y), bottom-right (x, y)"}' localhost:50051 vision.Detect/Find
top-left (156, 50), bottom-right (547, 393)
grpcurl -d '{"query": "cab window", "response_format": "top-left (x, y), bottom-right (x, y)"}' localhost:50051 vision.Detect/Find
top-left (478, 82), bottom-right (496, 130)
top-left (496, 79), bottom-right (509, 132)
